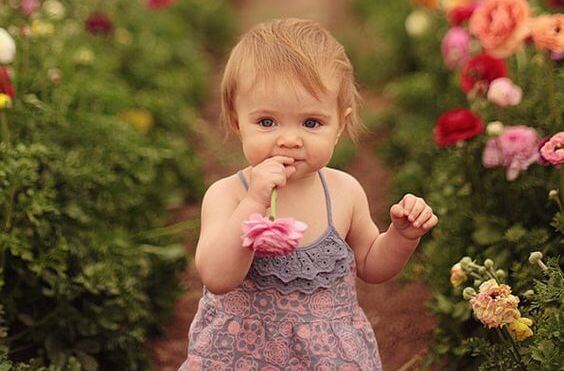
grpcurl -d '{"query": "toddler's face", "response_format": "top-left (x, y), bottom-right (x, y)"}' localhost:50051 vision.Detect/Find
top-left (234, 72), bottom-right (350, 181)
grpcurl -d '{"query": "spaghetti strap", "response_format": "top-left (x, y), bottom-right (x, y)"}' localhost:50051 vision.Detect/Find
top-left (237, 170), bottom-right (249, 190)
top-left (318, 170), bottom-right (333, 226)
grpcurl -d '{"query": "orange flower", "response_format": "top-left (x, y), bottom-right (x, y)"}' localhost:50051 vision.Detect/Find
top-left (412, 0), bottom-right (439, 8)
top-left (531, 15), bottom-right (564, 53)
top-left (469, 0), bottom-right (531, 58)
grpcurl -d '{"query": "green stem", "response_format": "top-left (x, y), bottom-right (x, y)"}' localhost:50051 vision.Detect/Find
top-left (559, 167), bottom-right (564, 211)
top-left (545, 53), bottom-right (562, 127)
top-left (269, 188), bottom-right (277, 220)
top-left (495, 327), bottom-right (521, 367)
top-left (502, 326), bottom-right (525, 369)
top-left (0, 111), bottom-right (9, 146)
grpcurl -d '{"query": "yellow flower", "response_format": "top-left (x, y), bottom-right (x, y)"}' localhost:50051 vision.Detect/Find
top-left (0, 94), bottom-right (12, 110)
top-left (450, 262), bottom-right (467, 287)
top-left (117, 109), bottom-right (154, 134)
top-left (31, 20), bottom-right (54, 38)
top-left (508, 317), bottom-right (533, 341)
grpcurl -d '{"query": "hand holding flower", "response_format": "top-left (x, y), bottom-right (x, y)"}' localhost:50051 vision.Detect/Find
top-left (389, 194), bottom-right (438, 241)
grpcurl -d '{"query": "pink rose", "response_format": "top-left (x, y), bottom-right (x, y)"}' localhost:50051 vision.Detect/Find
top-left (241, 213), bottom-right (307, 257)
top-left (487, 77), bottom-right (522, 107)
top-left (441, 27), bottom-right (472, 70)
top-left (482, 125), bottom-right (540, 181)
top-left (469, 0), bottom-right (531, 58)
top-left (540, 132), bottom-right (564, 165)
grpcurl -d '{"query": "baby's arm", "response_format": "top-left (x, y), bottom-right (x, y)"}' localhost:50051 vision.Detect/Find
top-left (345, 176), bottom-right (436, 284)
top-left (194, 179), bottom-right (265, 295)
top-left (194, 156), bottom-right (296, 295)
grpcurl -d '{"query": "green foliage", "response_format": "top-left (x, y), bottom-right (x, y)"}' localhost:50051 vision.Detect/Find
top-left (0, 0), bottom-right (235, 369)
top-left (350, 0), bottom-right (563, 368)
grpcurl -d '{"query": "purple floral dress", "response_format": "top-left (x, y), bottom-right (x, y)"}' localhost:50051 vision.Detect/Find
top-left (179, 170), bottom-right (382, 370)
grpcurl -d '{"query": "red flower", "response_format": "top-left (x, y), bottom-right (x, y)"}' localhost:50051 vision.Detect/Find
top-left (147, 0), bottom-right (176, 10)
top-left (448, 4), bottom-right (477, 26)
top-left (460, 53), bottom-right (507, 94)
top-left (0, 67), bottom-right (15, 99)
top-left (434, 108), bottom-right (484, 147)
top-left (85, 12), bottom-right (114, 35)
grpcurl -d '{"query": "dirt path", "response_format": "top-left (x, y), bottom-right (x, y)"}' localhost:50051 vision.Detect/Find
top-left (149, 2), bottom-right (435, 370)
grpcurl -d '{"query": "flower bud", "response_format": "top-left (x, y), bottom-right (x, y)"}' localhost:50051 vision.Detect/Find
top-left (450, 262), bottom-right (467, 287)
top-left (462, 287), bottom-right (476, 300)
top-left (495, 269), bottom-right (506, 280)
top-left (484, 259), bottom-right (494, 269)
top-left (528, 251), bottom-right (543, 265)
top-left (473, 279), bottom-right (482, 287)
top-left (405, 9), bottom-right (432, 37)
top-left (460, 256), bottom-right (472, 270)
top-left (548, 189), bottom-right (559, 200)
top-left (0, 27), bottom-right (16, 64)
top-left (523, 290), bottom-right (535, 300)
top-left (486, 121), bottom-right (504, 136)
top-left (478, 266), bottom-right (487, 274)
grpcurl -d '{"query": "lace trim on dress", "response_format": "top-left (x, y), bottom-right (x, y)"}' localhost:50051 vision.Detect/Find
top-left (247, 227), bottom-right (354, 294)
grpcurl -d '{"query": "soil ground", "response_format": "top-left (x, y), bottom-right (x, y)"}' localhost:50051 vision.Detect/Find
top-left (149, 1), bottom-right (436, 370)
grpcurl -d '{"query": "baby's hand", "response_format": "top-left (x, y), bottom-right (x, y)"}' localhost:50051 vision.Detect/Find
top-left (390, 193), bottom-right (438, 240)
top-left (246, 156), bottom-right (296, 208)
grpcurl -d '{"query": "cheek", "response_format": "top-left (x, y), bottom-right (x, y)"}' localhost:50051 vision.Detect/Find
top-left (241, 137), bottom-right (271, 165)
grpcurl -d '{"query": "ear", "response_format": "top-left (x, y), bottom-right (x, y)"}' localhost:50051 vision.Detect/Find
top-left (336, 107), bottom-right (353, 142)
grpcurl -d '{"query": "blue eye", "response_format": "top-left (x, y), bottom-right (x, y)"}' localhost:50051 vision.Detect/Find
top-left (304, 119), bottom-right (321, 129)
top-left (258, 119), bottom-right (274, 128)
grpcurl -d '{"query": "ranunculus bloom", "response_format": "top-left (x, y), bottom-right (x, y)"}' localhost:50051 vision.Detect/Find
top-left (434, 108), bottom-right (484, 147)
top-left (0, 94), bottom-right (11, 110)
top-left (530, 15), bottom-right (564, 53)
top-left (482, 125), bottom-right (540, 181)
top-left (469, 0), bottom-right (531, 58)
top-left (85, 12), bottom-right (114, 35)
top-left (487, 77), bottom-right (522, 107)
top-left (450, 263), bottom-right (467, 287)
top-left (442, 27), bottom-right (471, 69)
top-left (460, 54), bottom-right (507, 94)
top-left (470, 279), bottom-right (521, 328)
top-left (447, 4), bottom-right (478, 26)
top-left (486, 121), bottom-right (504, 136)
top-left (0, 67), bottom-right (15, 99)
top-left (0, 28), bottom-right (16, 64)
top-left (540, 132), bottom-right (564, 165)
top-left (508, 316), bottom-right (533, 341)
top-left (242, 213), bottom-right (308, 257)
top-left (20, 0), bottom-right (40, 16)
top-left (147, 0), bottom-right (176, 10)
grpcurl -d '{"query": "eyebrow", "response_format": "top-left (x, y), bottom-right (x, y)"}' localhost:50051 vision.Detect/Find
top-left (248, 109), bottom-right (331, 120)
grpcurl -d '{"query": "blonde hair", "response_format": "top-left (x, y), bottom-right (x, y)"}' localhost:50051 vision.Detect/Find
top-left (220, 18), bottom-right (364, 143)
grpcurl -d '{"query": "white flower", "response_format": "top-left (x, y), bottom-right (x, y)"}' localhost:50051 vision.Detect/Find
top-left (0, 28), bottom-right (16, 64)
top-left (405, 10), bottom-right (432, 37)
top-left (486, 121), bottom-right (504, 136)
top-left (43, 0), bottom-right (66, 20)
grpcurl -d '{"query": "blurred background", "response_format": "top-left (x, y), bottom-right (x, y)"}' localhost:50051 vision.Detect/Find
top-left (1, 0), bottom-right (562, 370)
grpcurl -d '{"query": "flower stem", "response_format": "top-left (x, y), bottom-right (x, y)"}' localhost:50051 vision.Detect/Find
top-left (495, 327), bottom-right (523, 368)
top-left (503, 326), bottom-right (526, 369)
top-left (1, 111), bottom-right (9, 146)
top-left (269, 188), bottom-right (277, 220)
top-left (545, 53), bottom-right (562, 127)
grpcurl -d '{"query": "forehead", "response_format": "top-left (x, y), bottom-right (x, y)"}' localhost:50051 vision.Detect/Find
top-left (235, 68), bottom-right (340, 112)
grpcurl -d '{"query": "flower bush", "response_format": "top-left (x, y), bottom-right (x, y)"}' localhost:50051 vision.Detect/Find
top-left (352, 0), bottom-right (562, 368)
top-left (0, 0), bottom-right (234, 369)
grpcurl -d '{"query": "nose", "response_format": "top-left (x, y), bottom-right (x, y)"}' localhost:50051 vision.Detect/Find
top-left (276, 129), bottom-right (303, 148)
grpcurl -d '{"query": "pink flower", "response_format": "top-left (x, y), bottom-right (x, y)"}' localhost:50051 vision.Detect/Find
top-left (482, 125), bottom-right (540, 181)
top-left (442, 27), bottom-right (472, 70)
top-left (530, 15), bottom-right (564, 53)
top-left (469, 0), bottom-right (531, 58)
top-left (147, 0), bottom-right (176, 10)
top-left (540, 132), bottom-right (564, 165)
top-left (470, 279), bottom-right (520, 328)
top-left (241, 213), bottom-right (307, 257)
top-left (20, 0), bottom-right (40, 17)
top-left (487, 77), bottom-right (522, 107)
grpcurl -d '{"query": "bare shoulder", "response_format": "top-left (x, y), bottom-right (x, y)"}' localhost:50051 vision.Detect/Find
top-left (201, 171), bottom-right (248, 209)
top-left (322, 167), bottom-right (365, 195)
